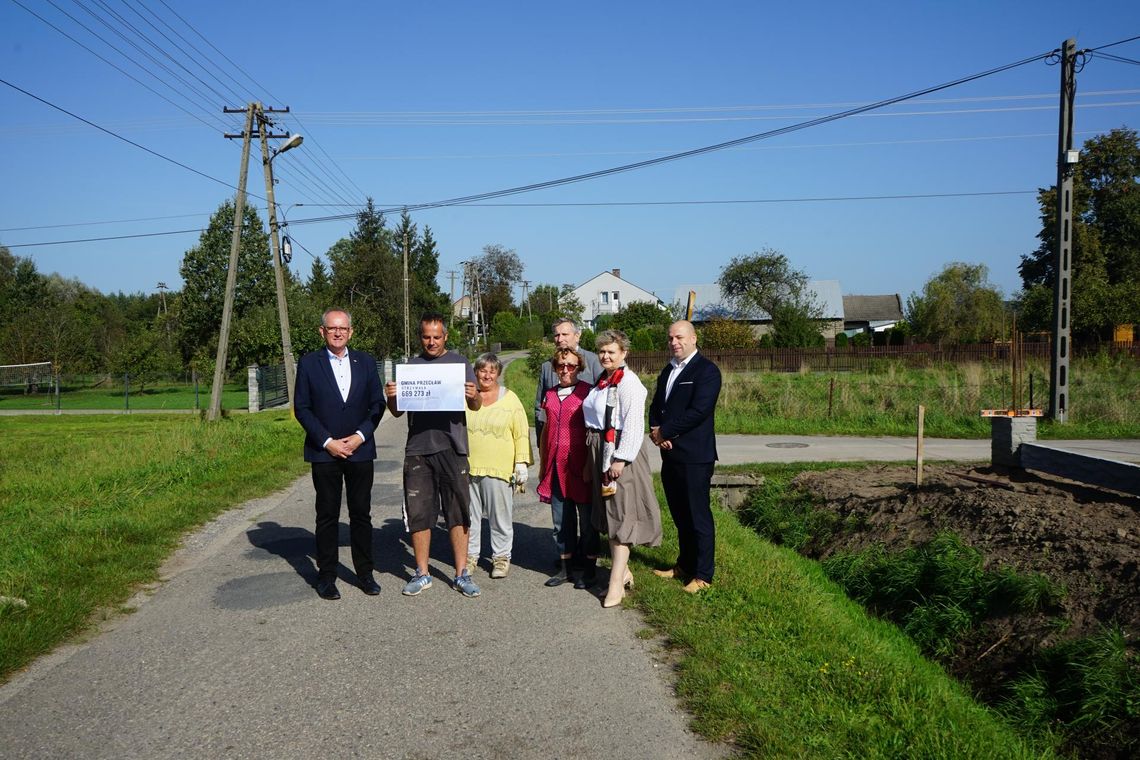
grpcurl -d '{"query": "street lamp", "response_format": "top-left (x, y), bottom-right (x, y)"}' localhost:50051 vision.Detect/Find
top-left (261, 131), bottom-right (303, 408)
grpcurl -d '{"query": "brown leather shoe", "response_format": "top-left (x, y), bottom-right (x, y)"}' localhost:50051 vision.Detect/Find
top-left (653, 566), bottom-right (687, 580)
top-left (683, 579), bottom-right (711, 593)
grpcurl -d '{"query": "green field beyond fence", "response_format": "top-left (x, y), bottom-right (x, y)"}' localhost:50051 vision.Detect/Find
top-left (0, 375), bottom-right (247, 412)
top-left (507, 354), bottom-right (1140, 438)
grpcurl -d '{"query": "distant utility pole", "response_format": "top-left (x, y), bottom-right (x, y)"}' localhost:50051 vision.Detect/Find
top-left (156, 282), bottom-right (168, 316)
top-left (519, 280), bottom-right (532, 319)
top-left (208, 104), bottom-right (255, 421)
top-left (447, 269), bottom-right (457, 329)
top-left (403, 216), bottom-right (411, 360)
top-left (1049, 38), bottom-right (1078, 423)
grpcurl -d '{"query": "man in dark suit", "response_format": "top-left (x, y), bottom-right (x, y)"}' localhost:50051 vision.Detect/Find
top-left (649, 320), bottom-right (722, 593)
top-left (294, 308), bottom-right (384, 600)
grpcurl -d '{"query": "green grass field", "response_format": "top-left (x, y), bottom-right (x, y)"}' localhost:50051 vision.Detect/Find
top-left (0, 382), bottom-right (247, 411)
top-left (506, 356), bottom-right (1140, 438)
top-left (0, 412), bottom-right (306, 681)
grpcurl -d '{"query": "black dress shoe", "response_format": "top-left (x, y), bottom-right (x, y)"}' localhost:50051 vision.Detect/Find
top-left (360, 577), bottom-right (381, 595)
top-left (316, 578), bottom-right (341, 600)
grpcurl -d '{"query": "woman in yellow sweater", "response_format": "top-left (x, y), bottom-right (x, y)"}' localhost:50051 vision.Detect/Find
top-left (465, 353), bottom-right (533, 579)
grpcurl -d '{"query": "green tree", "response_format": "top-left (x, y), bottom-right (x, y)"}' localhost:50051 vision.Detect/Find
top-left (1018, 127), bottom-right (1140, 339)
top-left (177, 199), bottom-right (275, 370)
top-left (474, 244), bottom-right (523, 321)
top-left (718, 249), bottom-right (823, 346)
top-left (328, 200), bottom-right (401, 358)
top-left (611, 300), bottom-right (671, 333)
top-left (906, 262), bottom-right (1008, 344)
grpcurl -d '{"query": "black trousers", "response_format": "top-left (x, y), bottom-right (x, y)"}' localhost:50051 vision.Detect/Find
top-left (312, 459), bottom-right (375, 580)
top-left (660, 459), bottom-right (716, 582)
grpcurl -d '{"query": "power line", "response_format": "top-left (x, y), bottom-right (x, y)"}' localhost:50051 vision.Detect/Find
top-left (8, 0), bottom-right (229, 132)
top-left (1091, 51), bottom-right (1140, 67)
top-left (364, 48), bottom-right (1055, 215)
top-left (0, 76), bottom-right (263, 199)
top-left (3, 189), bottom-right (1043, 248)
top-left (1085, 34), bottom-right (1140, 52)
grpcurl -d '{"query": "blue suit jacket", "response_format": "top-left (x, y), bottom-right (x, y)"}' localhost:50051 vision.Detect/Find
top-left (648, 351), bottom-right (721, 465)
top-left (294, 348), bottom-right (384, 463)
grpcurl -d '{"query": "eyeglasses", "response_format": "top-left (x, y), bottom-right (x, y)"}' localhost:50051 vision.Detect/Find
top-left (554, 362), bottom-right (580, 371)
top-left (323, 326), bottom-right (351, 333)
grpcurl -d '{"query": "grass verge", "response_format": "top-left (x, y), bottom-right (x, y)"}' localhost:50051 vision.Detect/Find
top-left (626, 469), bottom-right (1052, 758)
top-left (0, 411), bottom-right (307, 683)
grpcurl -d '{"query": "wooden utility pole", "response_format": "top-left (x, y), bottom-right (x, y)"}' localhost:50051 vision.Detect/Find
top-left (257, 105), bottom-right (299, 407)
top-left (208, 104), bottom-right (255, 421)
top-left (1049, 38), bottom-right (1077, 423)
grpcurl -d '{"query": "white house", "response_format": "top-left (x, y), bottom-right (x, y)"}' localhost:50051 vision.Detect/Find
top-left (571, 269), bottom-right (664, 329)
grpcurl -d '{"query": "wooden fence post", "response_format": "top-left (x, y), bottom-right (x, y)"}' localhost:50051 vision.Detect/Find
top-left (916, 404), bottom-right (925, 487)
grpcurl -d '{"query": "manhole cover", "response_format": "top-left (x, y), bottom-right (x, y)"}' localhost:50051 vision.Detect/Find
top-left (766, 442), bottom-right (809, 449)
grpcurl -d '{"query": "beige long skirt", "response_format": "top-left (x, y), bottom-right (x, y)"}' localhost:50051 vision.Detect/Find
top-left (586, 429), bottom-right (662, 547)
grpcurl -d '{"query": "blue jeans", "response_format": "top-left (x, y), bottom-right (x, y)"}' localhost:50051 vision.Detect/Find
top-left (549, 467), bottom-right (599, 560)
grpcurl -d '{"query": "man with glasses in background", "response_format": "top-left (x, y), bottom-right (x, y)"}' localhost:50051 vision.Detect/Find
top-left (534, 318), bottom-right (602, 445)
top-left (294, 308), bottom-right (384, 600)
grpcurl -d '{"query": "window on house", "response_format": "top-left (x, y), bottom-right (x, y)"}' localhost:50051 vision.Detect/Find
top-left (613, 291), bottom-right (620, 301)
top-left (600, 292), bottom-right (609, 304)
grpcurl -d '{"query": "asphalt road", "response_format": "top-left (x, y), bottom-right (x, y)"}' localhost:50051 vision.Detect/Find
top-left (0, 415), bottom-right (724, 760)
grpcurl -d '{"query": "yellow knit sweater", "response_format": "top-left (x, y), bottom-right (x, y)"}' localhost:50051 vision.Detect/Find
top-left (465, 388), bottom-right (533, 481)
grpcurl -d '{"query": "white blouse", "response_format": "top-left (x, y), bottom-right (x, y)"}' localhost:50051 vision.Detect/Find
top-left (583, 368), bottom-right (647, 463)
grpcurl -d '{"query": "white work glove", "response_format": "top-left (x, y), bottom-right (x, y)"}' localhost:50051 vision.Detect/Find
top-left (513, 463), bottom-right (529, 486)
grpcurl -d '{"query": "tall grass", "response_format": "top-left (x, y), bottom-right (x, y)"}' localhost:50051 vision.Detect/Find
top-left (822, 533), bottom-right (1063, 658)
top-left (505, 355), bottom-right (1140, 438)
top-left (0, 412), bottom-right (306, 682)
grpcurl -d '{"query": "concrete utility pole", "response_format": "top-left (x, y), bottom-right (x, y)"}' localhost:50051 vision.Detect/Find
top-left (403, 217), bottom-right (411, 360)
top-left (256, 105), bottom-right (300, 407)
top-left (446, 269), bottom-right (457, 329)
top-left (208, 104), bottom-right (255, 421)
top-left (1049, 38), bottom-right (1078, 423)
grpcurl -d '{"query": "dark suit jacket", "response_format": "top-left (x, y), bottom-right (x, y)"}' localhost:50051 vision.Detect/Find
top-left (294, 348), bottom-right (384, 463)
top-left (648, 351), bottom-right (721, 465)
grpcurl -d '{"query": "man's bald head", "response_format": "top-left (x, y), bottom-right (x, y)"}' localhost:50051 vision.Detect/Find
top-left (667, 320), bottom-right (698, 360)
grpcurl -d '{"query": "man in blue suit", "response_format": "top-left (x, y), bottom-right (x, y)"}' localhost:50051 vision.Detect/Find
top-left (649, 320), bottom-right (722, 593)
top-left (294, 308), bottom-right (384, 600)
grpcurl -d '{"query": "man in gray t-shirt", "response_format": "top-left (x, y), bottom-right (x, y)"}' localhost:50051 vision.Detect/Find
top-left (385, 314), bottom-right (482, 598)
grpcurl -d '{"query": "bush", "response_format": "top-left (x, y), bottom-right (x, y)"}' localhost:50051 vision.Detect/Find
top-left (822, 532), bottom-right (1062, 658)
top-left (630, 325), bottom-right (667, 351)
top-left (834, 332), bottom-right (850, 348)
top-left (699, 317), bottom-right (757, 349)
top-left (526, 340), bottom-right (552, 377)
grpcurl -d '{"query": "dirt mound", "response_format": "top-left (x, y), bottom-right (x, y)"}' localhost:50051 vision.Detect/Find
top-left (791, 462), bottom-right (1140, 747)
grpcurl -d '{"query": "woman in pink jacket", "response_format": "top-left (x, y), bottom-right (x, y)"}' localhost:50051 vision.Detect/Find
top-left (536, 347), bottom-right (597, 589)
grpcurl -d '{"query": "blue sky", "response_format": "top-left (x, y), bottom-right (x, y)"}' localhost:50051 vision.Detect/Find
top-left (2, 1), bottom-right (1139, 309)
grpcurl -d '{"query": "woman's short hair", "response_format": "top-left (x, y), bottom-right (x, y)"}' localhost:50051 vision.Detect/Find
top-left (595, 329), bottom-right (630, 353)
top-left (474, 352), bottom-right (502, 375)
top-left (552, 347), bottom-right (585, 369)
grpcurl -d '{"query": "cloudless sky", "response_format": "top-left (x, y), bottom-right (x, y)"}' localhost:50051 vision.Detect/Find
top-left (2, 1), bottom-right (1139, 310)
